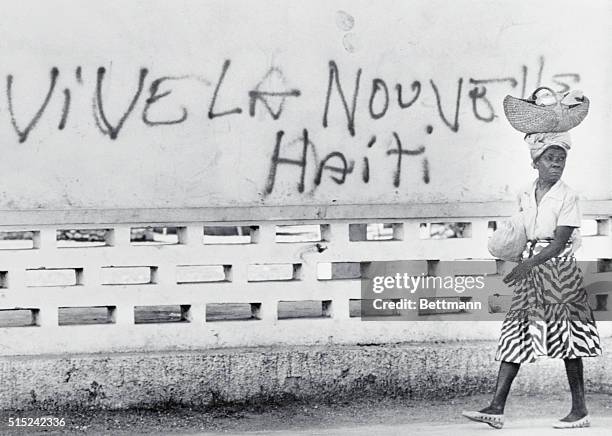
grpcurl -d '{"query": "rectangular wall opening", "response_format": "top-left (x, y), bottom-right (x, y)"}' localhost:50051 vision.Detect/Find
top-left (204, 226), bottom-right (259, 244)
top-left (0, 308), bottom-right (39, 327)
top-left (275, 224), bottom-right (329, 243)
top-left (580, 219), bottom-right (598, 236)
top-left (317, 262), bottom-right (365, 280)
top-left (0, 231), bottom-right (38, 250)
top-left (349, 299), bottom-right (402, 318)
top-left (206, 303), bottom-right (261, 322)
top-left (597, 259), bottom-right (612, 273)
top-left (248, 263), bottom-right (301, 282)
top-left (596, 219), bottom-right (611, 236)
top-left (595, 294), bottom-right (608, 312)
top-left (419, 222), bottom-right (472, 239)
top-left (58, 306), bottom-right (115, 326)
top-left (349, 223), bottom-right (403, 241)
top-left (57, 228), bottom-right (113, 248)
top-left (278, 300), bottom-right (332, 319)
top-left (487, 221), bottom-right (497, 237)
top-left (101, 266), bottom-right (156, 285)
top-left (26, 268), bottom-right (83, 287)
top-left (581, 219), bottom-right (611, 237)
top-left (134, 305), bottom-right (191, 324)
top-left (130, 227), bottom-right (183, 245)
top-left (176, 265), bottom-right (231, 284)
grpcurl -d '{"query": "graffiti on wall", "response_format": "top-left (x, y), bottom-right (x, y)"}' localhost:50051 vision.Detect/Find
top-left (4, 56), bottom-right (580, 193)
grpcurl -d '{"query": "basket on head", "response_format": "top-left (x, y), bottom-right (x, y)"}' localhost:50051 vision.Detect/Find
top-left (503, 87), bottom-right (589, 134)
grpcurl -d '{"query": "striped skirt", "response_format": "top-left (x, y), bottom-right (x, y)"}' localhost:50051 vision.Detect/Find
top-left (495, 240), bottom-right (602, 364)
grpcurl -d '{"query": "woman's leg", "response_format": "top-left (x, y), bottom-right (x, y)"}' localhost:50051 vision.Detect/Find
top-left (561, 357), bottom-right (588, 421)
top-left (479, 361), bottom-right (521, 414)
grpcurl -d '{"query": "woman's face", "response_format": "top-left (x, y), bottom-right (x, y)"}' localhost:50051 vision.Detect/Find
top-left (534, 146), bottom-right (567, 183)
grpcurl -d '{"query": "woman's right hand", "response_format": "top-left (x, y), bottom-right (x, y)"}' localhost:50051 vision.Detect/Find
top-left (503, 258), bottom-right (535, 286)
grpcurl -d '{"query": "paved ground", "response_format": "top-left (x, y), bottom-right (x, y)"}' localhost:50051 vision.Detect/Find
top-left (200, 418), bottom-right (612, 435)
top-left (1, 393), bottom-right (611, 435)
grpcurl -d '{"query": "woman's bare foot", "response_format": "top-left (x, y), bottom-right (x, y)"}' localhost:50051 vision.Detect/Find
top-left (559, 410), bottom-right (588, 422)
top-left (478, 405), bottom-right (504, 415)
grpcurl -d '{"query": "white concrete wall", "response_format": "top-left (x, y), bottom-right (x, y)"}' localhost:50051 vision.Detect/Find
top-left (0, 0), bottom-right (609, 211)
top-left (0, 216), bottom-right (610, 356)
top-left (0, 2), bottom-right (610, 357)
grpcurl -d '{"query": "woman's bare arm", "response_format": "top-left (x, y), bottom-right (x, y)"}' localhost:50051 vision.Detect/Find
top-left (526, 226), bottom-right (574, 267)
top-left (503, 226), bottom-right (575, 285)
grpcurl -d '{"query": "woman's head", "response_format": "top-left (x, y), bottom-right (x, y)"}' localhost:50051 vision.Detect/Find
top-left (533, 145), bottom-right (567, 183)
top-left (524, 132), bottom-right (571, 182)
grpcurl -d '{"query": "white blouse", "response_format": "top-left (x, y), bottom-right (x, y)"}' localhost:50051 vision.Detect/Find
top-left (517, 179), bottom-right (582, 246)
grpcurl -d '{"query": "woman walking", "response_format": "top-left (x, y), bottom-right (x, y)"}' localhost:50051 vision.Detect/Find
top-left (462, 123), bottom-right (602, 428)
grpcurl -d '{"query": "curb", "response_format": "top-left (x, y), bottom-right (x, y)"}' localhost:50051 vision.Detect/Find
top-left (1, 339), bottom-right (610, 410)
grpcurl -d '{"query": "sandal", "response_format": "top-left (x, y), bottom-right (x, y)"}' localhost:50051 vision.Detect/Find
top-left (552, 415), bottom-right (591, 429)
top-left (462, 410), bottom-right (505, 429)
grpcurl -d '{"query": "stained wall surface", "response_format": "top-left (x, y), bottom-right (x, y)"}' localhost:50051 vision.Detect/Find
top-left (0, 0), bottom-right (609, 212)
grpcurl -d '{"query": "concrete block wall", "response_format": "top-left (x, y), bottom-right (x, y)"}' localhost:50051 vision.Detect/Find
top-left (0, 211), bottom-right (610, 356)
top-left (0, 0), bottom-right (610, 410)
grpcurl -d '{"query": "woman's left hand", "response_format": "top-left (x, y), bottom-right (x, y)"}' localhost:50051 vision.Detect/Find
top-left (503, 259), bottom-right (534, 285)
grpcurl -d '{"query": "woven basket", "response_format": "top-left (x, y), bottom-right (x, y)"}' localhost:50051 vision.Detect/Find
top-left (503, 87), bottom-right (589, 134)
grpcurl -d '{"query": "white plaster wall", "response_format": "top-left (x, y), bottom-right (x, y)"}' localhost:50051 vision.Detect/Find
top-left (0, 0), bottom-right (609, 210)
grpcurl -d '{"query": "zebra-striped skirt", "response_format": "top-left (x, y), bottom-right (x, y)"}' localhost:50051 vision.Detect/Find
top-left (495, 241), bottom-right (602, 364)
